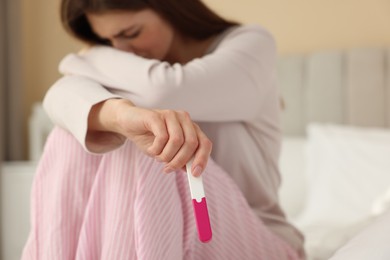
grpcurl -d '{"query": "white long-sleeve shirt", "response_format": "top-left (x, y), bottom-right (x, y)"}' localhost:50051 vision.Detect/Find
top-left (43, 24), bottom-right (304, 254)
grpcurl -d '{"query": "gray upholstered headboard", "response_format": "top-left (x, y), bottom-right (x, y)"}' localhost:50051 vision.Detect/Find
top-left (278, 48), bottom-right (390, 136)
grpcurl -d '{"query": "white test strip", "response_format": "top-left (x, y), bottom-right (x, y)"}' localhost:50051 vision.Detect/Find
top-left (186, 159), bottom-right (206, 202)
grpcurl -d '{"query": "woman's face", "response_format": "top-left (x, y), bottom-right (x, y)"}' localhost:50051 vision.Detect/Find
top-left (86, 9), bottom-right (175, 60)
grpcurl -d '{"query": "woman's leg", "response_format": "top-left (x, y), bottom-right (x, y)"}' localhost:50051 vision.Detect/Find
top-left (74, 136), bottom-right (185, 260)
top-left (22, 127), bottom-right (185, 260)
top-left (21, 127), bottom-right (103, 260)
top-left (75, 143), bottom-right (300, 260)
top-left (22, 127), bottom-right (299, 260)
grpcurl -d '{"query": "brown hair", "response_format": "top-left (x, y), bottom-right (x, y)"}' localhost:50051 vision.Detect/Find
top-left (61, 0), bottom-right (239, 45)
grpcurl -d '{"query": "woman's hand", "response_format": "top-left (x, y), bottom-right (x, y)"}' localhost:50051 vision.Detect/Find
top-left (89, 98), bottom-right (212, 176)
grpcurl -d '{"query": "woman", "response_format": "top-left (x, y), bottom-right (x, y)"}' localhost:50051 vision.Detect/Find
top-left (22, 0), bottom-right (305, 259)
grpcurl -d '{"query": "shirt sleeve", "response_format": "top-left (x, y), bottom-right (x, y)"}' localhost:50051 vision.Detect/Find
top-left (44, 25), bottom-right (277, 152)
top-left (43, 75), bottom-right (124, 152)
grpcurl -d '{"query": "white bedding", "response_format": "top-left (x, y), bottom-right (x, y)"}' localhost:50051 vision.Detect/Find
top-left (279, 123), bottom-right (390, 260)
top-left (330, 209), bottom-right (390, 260)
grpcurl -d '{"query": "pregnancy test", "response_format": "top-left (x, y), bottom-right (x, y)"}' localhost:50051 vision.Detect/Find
top-left (186, 159), bottom-right (212, 243)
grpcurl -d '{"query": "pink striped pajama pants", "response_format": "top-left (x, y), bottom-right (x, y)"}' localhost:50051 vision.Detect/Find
top-left (22, 127), bottom-right (299, 260)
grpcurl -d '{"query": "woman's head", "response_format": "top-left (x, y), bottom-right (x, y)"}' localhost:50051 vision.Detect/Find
top-left (85, 10), bottom-right (177, 59)
top-left (61, 0), bottom-right (238, 46)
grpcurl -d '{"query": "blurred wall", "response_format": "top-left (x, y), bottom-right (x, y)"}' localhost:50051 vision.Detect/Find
top-left (21, 0), bottom-right (81, 158)
top-left (21, 0), bottom-right (390, 155)
top-left (205, 0), bottom-right (390, 53)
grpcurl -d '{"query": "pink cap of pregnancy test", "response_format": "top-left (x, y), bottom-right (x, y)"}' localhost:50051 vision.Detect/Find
top-left (192, 197), bottom-right (212, 242)
top-left (186, 160), bottom-right (212, 243)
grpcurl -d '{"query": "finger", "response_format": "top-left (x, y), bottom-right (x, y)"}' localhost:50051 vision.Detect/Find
top-left (164, 112), bottom-right (199, 172)
top-left (146, 112), bottom-right (169, 156)
top-left (157, 111), bottom-right (184, 164)
top-left (190, 124), bottom-right (212, 177)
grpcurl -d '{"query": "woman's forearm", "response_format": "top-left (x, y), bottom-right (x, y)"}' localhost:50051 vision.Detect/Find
top-left (87, 98), bottom-right (211, 176)
top-left (85, 98), bottom-right (134, 153)
top-left (88, 98), bottom-right (134, 133)
top-left (58, 26), bottom-right (276, 122)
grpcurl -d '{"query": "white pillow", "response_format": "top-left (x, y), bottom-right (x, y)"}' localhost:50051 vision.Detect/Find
top-left (295, 123), bottom-right (390, 259)
top-left (330, 209), bottom-right (390, 260)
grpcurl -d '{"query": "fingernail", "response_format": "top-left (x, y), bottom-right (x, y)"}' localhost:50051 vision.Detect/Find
top-left (164, 167), bottom-right (174, 174)
top-left (192, 166), bottom-right (203, 177)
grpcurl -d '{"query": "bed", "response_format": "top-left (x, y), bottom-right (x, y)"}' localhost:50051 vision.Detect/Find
top-left (278, 47), bottom-right (390, 259)
top-left (2, 47), bottom-right (390, 260)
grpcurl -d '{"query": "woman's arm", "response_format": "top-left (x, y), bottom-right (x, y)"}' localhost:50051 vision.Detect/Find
top-left (43, 25), bottom-right (275, 160)
top-left (56, 25), bottom-right (277, 121)
top-left (85, 98), bottom-right (211, 175)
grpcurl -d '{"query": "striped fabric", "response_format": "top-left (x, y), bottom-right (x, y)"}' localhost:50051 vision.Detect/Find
top-left (22, 127), bottom-right (299, 260)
